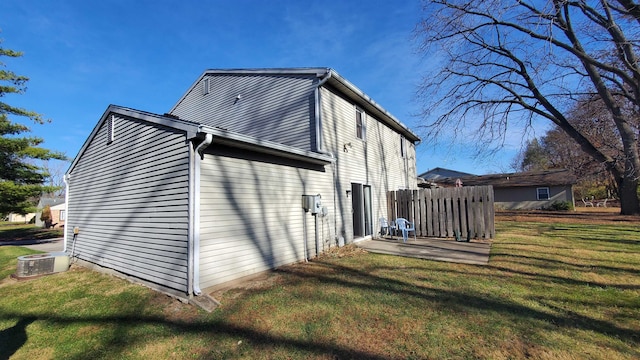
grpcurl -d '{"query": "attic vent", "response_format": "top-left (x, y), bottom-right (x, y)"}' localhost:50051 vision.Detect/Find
top-left (107, 114), bottom-right (115, 144)
top-left (203, 77), bottom-right (210, 95)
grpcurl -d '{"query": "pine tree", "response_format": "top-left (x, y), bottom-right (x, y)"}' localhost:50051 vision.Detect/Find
top-left (0, 39), bottom-right (66, 216)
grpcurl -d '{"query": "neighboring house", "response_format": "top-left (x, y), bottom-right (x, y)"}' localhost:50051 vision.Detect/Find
top-left (435, 169), bottom-right (576, 210)
top-left (35, 197), bottom-right (66, 228)
top-left (6, 213), bottom-right (36, 223)
top-left (64, 68), bottom-right (420, 300)
top-left (418, 167), bottom-right (475, 182)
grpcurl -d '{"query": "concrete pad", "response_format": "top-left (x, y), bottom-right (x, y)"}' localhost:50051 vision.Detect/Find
top-left (356, 237), bottom-right (491, 265)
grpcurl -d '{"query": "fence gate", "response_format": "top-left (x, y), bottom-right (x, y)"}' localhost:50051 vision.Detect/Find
top-left (387, 186), bottom-right (494, 239)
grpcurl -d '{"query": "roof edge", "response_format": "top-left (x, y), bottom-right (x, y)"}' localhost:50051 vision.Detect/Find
top-left (66, 105), bottom-right (200, 174)
top-left (199, 125), bottom-right (335, 165)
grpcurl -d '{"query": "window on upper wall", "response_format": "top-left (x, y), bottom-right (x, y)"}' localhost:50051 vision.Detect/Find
top-left (400, 135), bottom-right (406, 158)
top-left (537, 187), bottom-right (550, 200)
top-left (355, 107), bottom-right (365, 140)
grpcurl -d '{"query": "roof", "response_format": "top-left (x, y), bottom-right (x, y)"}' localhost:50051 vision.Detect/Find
top-left (437, 169), bottom-right (577, 188)
top-left (37, 197), bottom-right (65, 208)
top-left (169, 68), bottom-right (421, 143)
top-left (418, 167), bottom-right (475, 181)
top-left (67, 105), bottom-right (334, 174)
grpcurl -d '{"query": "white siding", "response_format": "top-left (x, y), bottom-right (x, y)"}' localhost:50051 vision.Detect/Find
top-left (320, 86), bottom-right (417, 243)
top-left (198, 148), bottom-right (334, 289)
top-left (66, 114), bottom-right (191, 292)
top-left (171, 74), bottom-right (318, 151)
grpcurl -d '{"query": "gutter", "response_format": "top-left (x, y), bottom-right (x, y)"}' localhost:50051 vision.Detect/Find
top-left (190, 134), bottom-right (214, 296)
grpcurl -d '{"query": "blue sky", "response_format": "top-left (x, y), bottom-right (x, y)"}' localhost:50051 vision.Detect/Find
top-left (1, 0), bottom-right (526, 176)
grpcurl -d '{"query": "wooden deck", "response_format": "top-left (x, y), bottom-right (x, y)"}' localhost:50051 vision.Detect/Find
top-left (356, 237), bottom-right (492, 265)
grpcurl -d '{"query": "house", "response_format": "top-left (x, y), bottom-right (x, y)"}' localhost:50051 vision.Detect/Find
top-left (64, 68), bottom-right (420, 301)
top-left (35, 197), bottom-right (66, 228)
top-left (6, 212), bottom-right (35, 223)
top-left (434, 169), bottom-right (576, 210)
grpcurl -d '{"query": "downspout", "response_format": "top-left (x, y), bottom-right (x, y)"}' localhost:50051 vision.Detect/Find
top-left (63, 174), bottom-right (70, 251)
top-left (315, 69), bottom-right (332, 154)
top-left (314, 70), bottom-right (338, 248)
top-left (190, 133), bottom-right (213, 296)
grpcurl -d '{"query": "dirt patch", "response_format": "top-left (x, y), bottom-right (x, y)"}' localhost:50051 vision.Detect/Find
top-left (497, 209), bottom-right (640, 225)
top-left (316, 244), bottom-right (368, 259)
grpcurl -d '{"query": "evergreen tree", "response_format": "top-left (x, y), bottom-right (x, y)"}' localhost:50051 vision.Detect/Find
top-left (0, 39), bottom-right (65, 216)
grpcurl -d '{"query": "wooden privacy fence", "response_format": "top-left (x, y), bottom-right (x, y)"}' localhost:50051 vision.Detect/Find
top-left (387, 186), bottom-right (495, 239)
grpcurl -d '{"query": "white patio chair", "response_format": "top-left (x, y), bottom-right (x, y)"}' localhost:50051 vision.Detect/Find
top-left (395, 218), bottom-right (416, 243)
top-left (379, 217), bottom-right (396, 239)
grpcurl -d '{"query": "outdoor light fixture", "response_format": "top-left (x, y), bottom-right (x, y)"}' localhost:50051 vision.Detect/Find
top-left (346, 190), bottom-right (351, 197)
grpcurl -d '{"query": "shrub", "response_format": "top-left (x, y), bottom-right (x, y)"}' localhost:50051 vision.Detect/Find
top-left (546, 201), bottom-right (574, 211)
top-left (40, 205), bottom-right (52, 228)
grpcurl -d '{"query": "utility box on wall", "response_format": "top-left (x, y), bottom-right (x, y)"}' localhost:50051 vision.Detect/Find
top-left (302, 194), bottom-right (322, 214)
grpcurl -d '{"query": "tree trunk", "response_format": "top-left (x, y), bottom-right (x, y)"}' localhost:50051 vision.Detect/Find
top-left (618, 131), bottom-right (640, 214)
top-left (619, 176), bottom-right (640, 215)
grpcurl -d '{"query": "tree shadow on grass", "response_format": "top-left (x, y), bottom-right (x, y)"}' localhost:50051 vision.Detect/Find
top-left (0, 317), bottom-right (35, 360)
top-left (281, 259), bottom-right (640, 345)
top-left (0, 312), bottom-right (389, 360)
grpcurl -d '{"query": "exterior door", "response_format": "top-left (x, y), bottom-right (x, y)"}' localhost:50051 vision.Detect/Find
top-left (351, 183), bottom-right (372, 238)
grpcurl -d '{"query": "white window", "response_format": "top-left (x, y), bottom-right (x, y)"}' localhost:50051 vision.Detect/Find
top-left (537, 187), bottom-right (550, 200)
top-left (400, 135), bottom-right (406, 158)
top-left (355, 107), bottom-right (365, 140)
top-left (59, 210), bottom-right (66, 221)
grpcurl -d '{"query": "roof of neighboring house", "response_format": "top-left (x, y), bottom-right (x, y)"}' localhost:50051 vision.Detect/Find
top-left (418, 167), bottom-right (475, 181)
top-left (37, 197), bottom-right (65, 208)
top-left (170, 68), bottom-right (421, 143)
top-left (437, 169), bottom-right (577, 188)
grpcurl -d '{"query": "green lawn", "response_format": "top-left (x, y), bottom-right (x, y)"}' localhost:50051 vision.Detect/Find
top-left (0, 222), bottom-right (63, 242)
top-left (0, 219), bottom-right (638, 359)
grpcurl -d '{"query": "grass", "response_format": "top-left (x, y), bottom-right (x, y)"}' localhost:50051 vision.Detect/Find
top-left (0, 222), bottom-right (63, 242)
top-left (0, 218), bottom-right (638, 359)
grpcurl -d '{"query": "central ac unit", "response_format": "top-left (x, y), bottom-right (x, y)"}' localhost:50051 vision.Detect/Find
top-left (15, 252), bottom-right (70, 278)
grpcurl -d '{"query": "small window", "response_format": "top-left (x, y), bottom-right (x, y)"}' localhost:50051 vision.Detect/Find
top-left (355, 107), bottom-right (365, 140)
top-left (537, 187), bottom-right (550, 200)
top-left (59, 210), bottom-right (66, 221)
top-left (107, 115), bottom-right (115, 144)
top-left (400, 135), bottom-right (406, 158)
top-left (203, 77), bottom-right (210, 95)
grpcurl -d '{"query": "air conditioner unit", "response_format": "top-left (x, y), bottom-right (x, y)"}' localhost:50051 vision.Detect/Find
top-left (15, 252), bottom-right (70, 278)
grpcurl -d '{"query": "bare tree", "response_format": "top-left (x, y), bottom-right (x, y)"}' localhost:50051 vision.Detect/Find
top-left (39, 159), bottom-right (69, 197)
top-left (417, 0), bottom-right (640, 214)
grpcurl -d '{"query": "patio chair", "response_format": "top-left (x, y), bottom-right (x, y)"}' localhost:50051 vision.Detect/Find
top-left (395, 218), bottom-right (416, 243)
top-left (582, 197), bottom-right (594, 207)
top-left (379, 217), bottom-right (396, 238)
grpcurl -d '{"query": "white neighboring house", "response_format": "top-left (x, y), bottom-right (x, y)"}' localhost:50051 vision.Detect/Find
top-left (64, 68), bottom-right (420, 301)
top-left (6, 213), bottom-right (36, 223)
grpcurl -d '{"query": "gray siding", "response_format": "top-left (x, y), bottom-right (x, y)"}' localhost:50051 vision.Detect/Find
top-left (171, 74), bottom-right (317, 151)
top-left (494, 185), bottom-right (574, 210)
top-left (198, 147), bottom-right (334, 289)
top-left (321, 86), bottom-right (417, 243)
top-left (66, 114), bottom-right (191, 292)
